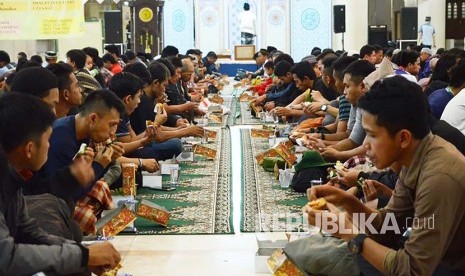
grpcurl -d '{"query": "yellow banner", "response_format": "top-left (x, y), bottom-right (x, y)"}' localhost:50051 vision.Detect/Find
top-left (0, 0), bottom-right (85, 40)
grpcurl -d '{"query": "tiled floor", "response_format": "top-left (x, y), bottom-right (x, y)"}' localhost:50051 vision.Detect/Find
top-left (111, 125), bottom-right (275, 275)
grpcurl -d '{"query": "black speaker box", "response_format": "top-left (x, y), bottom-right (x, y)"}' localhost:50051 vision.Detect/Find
top-left (334, 5), bottom-right (346, 33)
top-left (401, 7), bottom-right (418, 40)
top-left (104, 11), bottom-right (123, 44)
top-left (368, 25), bottom-right (388, 48)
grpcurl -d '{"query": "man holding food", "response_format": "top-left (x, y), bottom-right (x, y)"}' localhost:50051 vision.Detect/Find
top-left (304, 76), bottom-right (465, 275)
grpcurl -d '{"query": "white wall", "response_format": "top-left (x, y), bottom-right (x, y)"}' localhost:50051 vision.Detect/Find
top-left (332, 0), bottom-right (369, 52)
top-left (57, 21), bottom-right (104, 61)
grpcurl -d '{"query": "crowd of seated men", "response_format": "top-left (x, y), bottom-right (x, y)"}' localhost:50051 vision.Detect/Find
top-left (0, 42), bottom-right (465, 275)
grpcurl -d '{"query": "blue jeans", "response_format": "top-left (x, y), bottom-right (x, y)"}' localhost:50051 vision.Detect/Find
top-left (129, 138), bottom-right (183, 161)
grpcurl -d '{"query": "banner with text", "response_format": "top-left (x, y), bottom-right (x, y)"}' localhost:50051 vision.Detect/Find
top-left (0, 0), bottom-right (85, 40)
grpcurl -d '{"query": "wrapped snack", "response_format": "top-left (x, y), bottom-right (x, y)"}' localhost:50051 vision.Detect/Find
top-left (105, 138), bottom-right (114, 147)
top-left (136, 199), bottom-right (170, 227)
top-left (193, 144), bottom-right (217, 159)
top-left (77, 143), bottom-right (87, 155)
top-left (267, 249), bottom-right (304, 276)
top-left (146, 120), bottom-right (154, 128)
top-left (274, 143), bottom-right (297, 166)
top-left (122, 163), bottom-right (136, 196)
top-left (96, 205), bottom-right (137, 237)
top-left (305, 89), bottom-right (312, 102)
top-left (251, 128), bottom-right (274, 138)
top-left (205, 130), bottom-right (217, 140)
top-left (357, 177), bottom-right (365, 194)
top-left (327, 167), bottom-right (338, 179)
top-left (211, 94), bottom-right (224, 104)
top-left (307, 198), bottom-right (327, 210)
top-left (154, 103), bottom-right (164, 114)
top-left (255, 148), bottom-right (279, 165)
top-left (209, 113), bottom-right (223, 124)
top-left (335, 160), bottom-right (344, 171)
top-left (251, 104), bottom-right (263, 115)
top-left (101, 263), bottom-right (122, 276)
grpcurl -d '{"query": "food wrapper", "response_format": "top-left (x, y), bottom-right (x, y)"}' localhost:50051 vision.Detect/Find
top-left (209, 113), bottom-right (223, 124)
top-left (100, 263), bottom-right (122, 276)
top-left (146, 120), bottom-right (154, 128)
top-left (136, 199), bottom-right (170, 227)
top-left (279, 140), bottom-right (294, 151)
top-left (205, 130), bottom-right (217, 140)
top-left (255, 148), bottom-right (279, 165)
top-left (122, 163), bottom-right (136, 196)
top-left (274, 143), bottom-right (297, 166)
top-left (262, 125), bottom-right (277, 131)
top-left (96, 205), bottom-right (137, 237)
top-left (211, 94), bottom-right (224, 104)
top-left (239, 93), bottom-right (253, 102)
top-left (193, 144), bottom-right (217, 159)
top-left (267, 249), bottom-right (304, 276)
top-left (251, 128), bottom-right (274, 138)
top-left (251, 103), bottom-right (263, 114)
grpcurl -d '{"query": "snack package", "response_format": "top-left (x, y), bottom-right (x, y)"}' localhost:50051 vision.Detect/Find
top-left (255, 148), bottom-right (279, 165)
top-left (251, 104), bottom-right (263, 115)
top-left (193, 144), bottom-right (217, 159)
top-left (122, 163), bottom-right (136, 196)
top-left (239, 93), bottom-right (252, 102)
top-left (209, 113), bottom-right (223, 124)
top-left (101, 263), bottom-right (122, 276)
top-left (211, 94), bottom-right (224, 104)
top-left (274, 143), bottom-right (297, 166)
top-left (205, 130), bottom-right (217, 140)
top-left (136, 199), bottom-right (170, 227)
top-left (251, 128), bottom-right (274, 138)
top-left (96, 205), bottom-right (137, 237)
top-left (267, 249), bottom-right (304, 276)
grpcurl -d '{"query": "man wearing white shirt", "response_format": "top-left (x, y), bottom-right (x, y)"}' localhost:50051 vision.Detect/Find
top-left (238, 3), bottom-right (256, 45)
top-left (441, 87), bottom-right (465, 136)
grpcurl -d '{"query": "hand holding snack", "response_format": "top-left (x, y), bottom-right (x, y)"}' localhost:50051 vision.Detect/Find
top-left (176, 118), bottom-right (190, 128)
top-left (154, 103), bottom-right (168, 126)
top-left (142, 158), bottom-right (159, 173)
top-left (362, 179), bottom-right (393, 202)
top-left (303, 201), bottom-right (357, 241)
top-left (74, 143), bottom-right (95, 164)
top-left (143, 126), bottom-right (157, 142)
top-left (187, 125), bottom-right (205, 137)
top-left (95, 145), bottom-right (114, 168)
top-left (87, 242), bottom-right (121, 273)
top-left (109, 141), bottom-right (125, 162)
top-left (307, 198), bottom-right (328, 210)
top-left (307, 184), bottom-right (350, 206)
top-left (336, 169), bottom-right (361, 188)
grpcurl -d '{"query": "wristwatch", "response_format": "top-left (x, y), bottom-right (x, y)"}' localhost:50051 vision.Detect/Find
top-left (321, 104), bottom-right (328, 112)
top-left (347, 234), bottom-right (367, 254)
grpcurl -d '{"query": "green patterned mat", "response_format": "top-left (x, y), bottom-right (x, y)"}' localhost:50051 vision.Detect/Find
top-left (240, 129), bottom-right (308, 232)
top-left (133, 127), bottom-right (233, 234)
top-left (234, 100), bottom-right (263, 125)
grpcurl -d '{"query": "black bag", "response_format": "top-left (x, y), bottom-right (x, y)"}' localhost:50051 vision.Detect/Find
top-left (290, 166), bottom-right (328, 193)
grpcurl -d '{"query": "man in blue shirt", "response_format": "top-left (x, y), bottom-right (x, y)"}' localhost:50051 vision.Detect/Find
top-left (418, 16), bottom-right (436, 49)
top-left (202, 51), bottom-right (218, 75)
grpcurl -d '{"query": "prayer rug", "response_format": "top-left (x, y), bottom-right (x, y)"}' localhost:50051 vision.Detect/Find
top-left (132, 127), bottom-right (233, 234)
top-left (234, 101), bottom-right (263, 125)
top-left (240, 129), bottom-right (308, 232)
